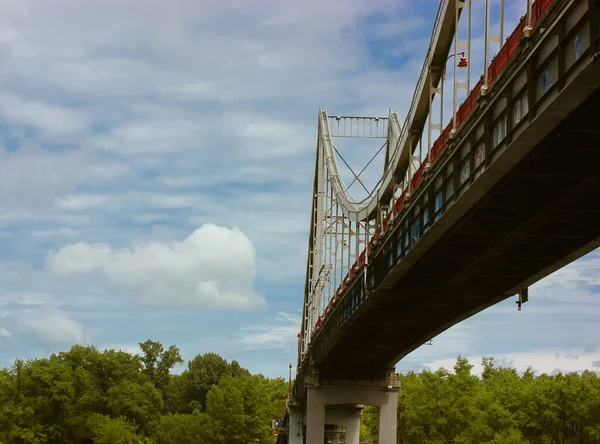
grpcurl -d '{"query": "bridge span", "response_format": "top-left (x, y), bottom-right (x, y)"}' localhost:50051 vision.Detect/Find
top-left (279, 0), bottom-right (600, 442)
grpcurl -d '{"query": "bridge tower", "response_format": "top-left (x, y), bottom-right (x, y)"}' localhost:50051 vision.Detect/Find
top-left (294, 110), bottom-right (403, 443)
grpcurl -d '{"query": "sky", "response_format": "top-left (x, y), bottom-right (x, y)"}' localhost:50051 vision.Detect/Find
top-left (0, 0), bottom-right (598, 379)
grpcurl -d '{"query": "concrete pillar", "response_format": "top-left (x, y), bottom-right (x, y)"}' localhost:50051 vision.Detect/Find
top-left (344, 414), bottom-right (361, 444)
top-left (288, 408), bottom-right (304, 444)
top-left (378, 390), bottom-right (398, 444)
top-left (302, 378), bottom-right (398, 444)
top-left (306, 388), bottom-right (325, 444)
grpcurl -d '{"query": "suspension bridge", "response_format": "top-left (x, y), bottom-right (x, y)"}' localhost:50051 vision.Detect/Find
top-left (275, 0), bottom-right (600, 442)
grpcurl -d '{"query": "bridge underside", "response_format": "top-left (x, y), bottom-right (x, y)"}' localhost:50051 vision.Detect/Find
top-left (316, 85), bottom-right (600, 380)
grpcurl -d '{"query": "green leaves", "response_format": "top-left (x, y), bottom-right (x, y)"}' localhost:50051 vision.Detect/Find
top-left (202, 375), bottom-right (273, 444)
top-left (107, 380), bottom-right (163, 436)
top-left (0, 342), bottom-right (284, 444)
top-left (361, 356), bottom-right (600, 444)
top-left (87, 414), bottom-right (142, 444)
top-left (139, 340), bottom-right (184, 391)
top-left (178, 352), bottom-right (252, 413)
top-left (156, 412), bottom-right (208, 444)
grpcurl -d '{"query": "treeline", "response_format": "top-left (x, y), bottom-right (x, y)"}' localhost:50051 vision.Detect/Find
top-left (0, 340), bottom-right (286, 444)
top-left (2, 345), bottom-right (599, 444)
top-left (361, 356), bottom-right (600, 444)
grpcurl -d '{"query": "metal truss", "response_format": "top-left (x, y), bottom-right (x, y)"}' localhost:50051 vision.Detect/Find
top-left (299, 0), bottom-right (519, 365)
top-left (300, 113), bottom-right (390, 361)
top-left (482, 0), bottom-right (505, 95)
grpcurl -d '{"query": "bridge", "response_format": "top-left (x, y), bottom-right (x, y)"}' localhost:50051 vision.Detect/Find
top-left (277, 0), bottom-right (600, 442)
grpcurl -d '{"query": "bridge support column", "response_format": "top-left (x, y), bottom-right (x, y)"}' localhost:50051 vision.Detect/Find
top-left (378, 389), bottom-right (398, 444)
top-left (287, 406), bottom-right (304, 444)
top-left (306, 388), bottom-right (325, 444)
top-left (344, 415), bottom-right (360, 444)
top-left (304, 376), bottom-right (399, 444)
top-left (325, 406), bottom-right (362, 444)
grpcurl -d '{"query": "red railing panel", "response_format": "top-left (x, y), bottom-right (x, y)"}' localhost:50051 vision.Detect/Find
top-left (539, 0), bottom-right (552, 15)
top-left (393, 193), bottom-right (406, 215)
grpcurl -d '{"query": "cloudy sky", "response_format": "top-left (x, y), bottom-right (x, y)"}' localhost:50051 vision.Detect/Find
top-left (0, 0), bottom-right (598, 379)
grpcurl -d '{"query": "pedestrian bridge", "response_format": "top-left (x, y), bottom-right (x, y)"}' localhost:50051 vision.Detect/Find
top-left (280, 0), bottom-right (600, 442)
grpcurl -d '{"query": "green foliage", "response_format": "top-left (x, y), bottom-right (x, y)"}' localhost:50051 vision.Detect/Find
top-left (8, 342), bottom-right (598, 444)
top-left (107, 380), bottom-right (163, 436)
top-left (360, 356), bottom-right (600, 444)
top-left (361, 406), bottom-right (379, 443)
top-left (202, 375), bottom-right (272, 443)
top-left (0, 341), bottom-right (285, 444)
top-left (155, 412), bottom-right (208, 444)
top-left (139, 340), bottom-right (183, 391)
top-left (178, 352), bottom-right (251, 413)
top-left (87, 414), bottom-right (142, 444)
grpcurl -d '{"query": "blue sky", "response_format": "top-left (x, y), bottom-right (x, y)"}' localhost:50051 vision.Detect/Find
top-left (0, 0), bottom-right (598, 379)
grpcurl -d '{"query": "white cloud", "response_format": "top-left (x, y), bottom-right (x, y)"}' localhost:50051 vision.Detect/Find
top-left (46, 224), bottom-right (263, 310)
top-left (12, 306), bottom-right (88, 346)
top-left (0, 145), bottom-right (87, 208)
top-left (100, 343), bottom-right (142, 356)
top-left (0, 0), bottom-right (595, 378)
top-left (57, 194), bottom-right (111, 210)
top-left (141, 193), bottom-right (197, 210)
top-left (0, 92), bottom-right (88, 134)
top-left (0, 328), bottom-right (11, 339)
top-left (533, 255), bottom-right (600, 291)
top-left (236, 312), bottom-right (300, 350)
top-left (234, 118), bottom-right (313, 159)
top-left (0, 291), bottom-right (55, 306)
top-left (30, 227), bottom-right (78, 238)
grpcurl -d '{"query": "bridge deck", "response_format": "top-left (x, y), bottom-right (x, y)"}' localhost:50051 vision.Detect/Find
top-left (314, 83), bottom-right (600, 380)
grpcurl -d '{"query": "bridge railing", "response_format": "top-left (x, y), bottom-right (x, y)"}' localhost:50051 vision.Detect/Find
top-left (307, 0), bottom-right (558, 349)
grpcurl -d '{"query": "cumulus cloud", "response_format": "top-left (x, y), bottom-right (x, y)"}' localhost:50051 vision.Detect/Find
top-left (236, 312), bottom-right (300, 350)
top-left (46, 224), bottom-right (263, 310)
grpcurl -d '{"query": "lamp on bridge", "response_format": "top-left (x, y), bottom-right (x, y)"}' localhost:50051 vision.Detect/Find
top-left (443, 51), bottom-right (468, 80)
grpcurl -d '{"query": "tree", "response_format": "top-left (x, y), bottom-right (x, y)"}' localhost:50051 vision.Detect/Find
top-left (182, 353), bottom-right (243, 412)
top-left (87, 414), bottom-right (142, 444)
top-left (156, 413), bottom-right (209, 444)
top-left (107, 380), bottom-right (163, 436)
top-left (202, 375), bottom-right (272, 443)
top-left (162, 374), bottom-right (187, 414)
top-left (360, 405), bottom-right (379, 443)
top-left (0, 344), bottom-right (286, 444)
top-left (139, 340), bottom-right (183, 391)
top-left (4, 345), bottom-right (599, 444)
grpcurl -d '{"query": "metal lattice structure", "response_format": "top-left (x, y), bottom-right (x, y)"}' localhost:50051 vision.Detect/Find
top-left (300, 113), bottom-right (401, 360)
top-left (299, 0), bottom-right (561, 368)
